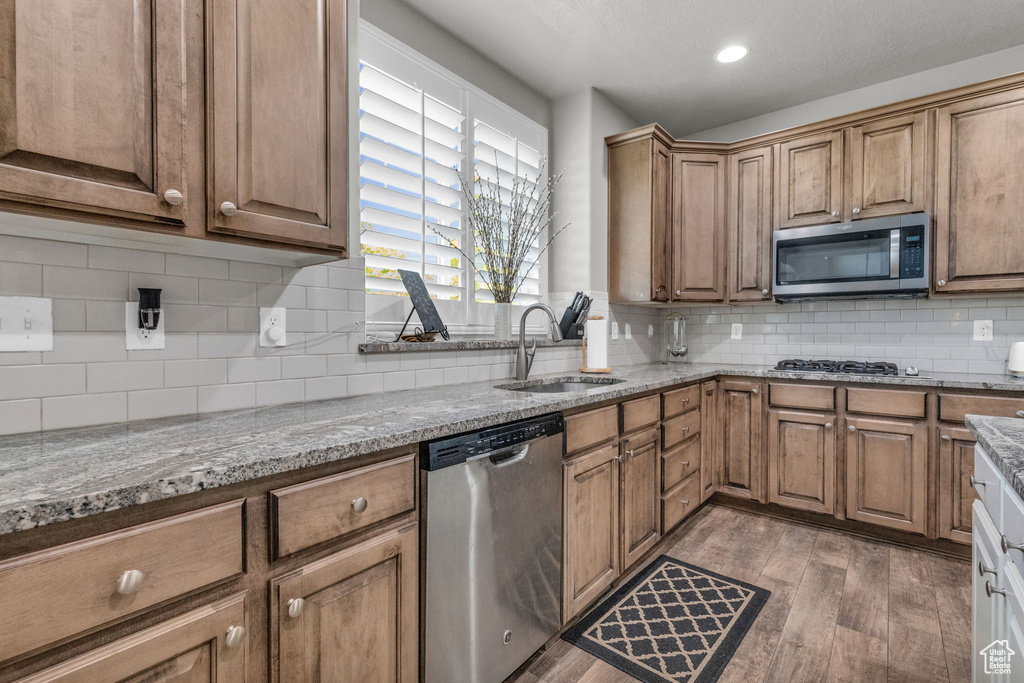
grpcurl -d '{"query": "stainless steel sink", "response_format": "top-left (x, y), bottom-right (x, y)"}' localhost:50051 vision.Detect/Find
top-left (495, 376), bottom-right (625, 393)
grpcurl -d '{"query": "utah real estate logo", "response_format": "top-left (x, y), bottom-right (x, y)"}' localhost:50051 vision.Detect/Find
top-left (980, 639), bottom-right (1015, 676)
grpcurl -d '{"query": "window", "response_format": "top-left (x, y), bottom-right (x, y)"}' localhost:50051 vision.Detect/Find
top-left (358, 23), bottom-right (548, 331)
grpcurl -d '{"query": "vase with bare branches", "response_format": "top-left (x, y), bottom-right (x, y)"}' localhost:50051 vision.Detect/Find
top-left (428, 155), bottom-right (570, 340)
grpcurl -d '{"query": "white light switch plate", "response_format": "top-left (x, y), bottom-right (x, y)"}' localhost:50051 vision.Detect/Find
top-left (126, 302), bottom-right (166, 350)
top-left (610, 322), bottom-right (619, 340)
top-left (624, 323), bottom-right (632, 340)
top-left (260, 307), bottom-right (287, 347)
top-left (0, 296), bottom-right (53, 352)
top-left (974, 319), bottom-right (994, 342)
top-left (731, 323), bottom-right (743, 340)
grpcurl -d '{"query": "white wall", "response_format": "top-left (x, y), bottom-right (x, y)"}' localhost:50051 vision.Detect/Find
top-left (360, 0), bottom-right (551, 130)
top-left (684, 44), bottom-right (1024, 141)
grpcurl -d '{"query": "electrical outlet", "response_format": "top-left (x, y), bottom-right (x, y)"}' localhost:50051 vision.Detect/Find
top-left (974, 319), bottom-right (994, 342)
top-left (731, 323), bottom-right (743, 340)
top-left (125, 302), bottom-right (165, 350)
top-left (0, 296), bottom-right (53, 352)
top-left (260, 307), bottom-right (287, 347)
top-left (610, 322), bottom-right (619, 340)
top-left (624, 323), bottom-right (632, 340)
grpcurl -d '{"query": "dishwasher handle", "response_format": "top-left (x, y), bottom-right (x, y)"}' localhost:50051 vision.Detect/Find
top-left (488, 443), bottom-right (531, 468)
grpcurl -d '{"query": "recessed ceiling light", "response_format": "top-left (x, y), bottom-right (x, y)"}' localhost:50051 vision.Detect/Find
top-left (715, 45), bottom-right (749, 63)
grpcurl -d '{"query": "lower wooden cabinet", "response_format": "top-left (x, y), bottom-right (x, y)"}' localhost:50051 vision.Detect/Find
top-left (620, 430), bottom-right (661, 569)
top-left (937, 426), bottom-right (979, 544)
top-left (717, 380), bottom-right (764, 500)
top-left (17, 593), bottom-right (247, 682)
top-left (271, 524), bottom-right (418, 683)
top-left (767, 409), bottom-right (835, 514)
top-left (563, 444), bottom-right (620, 621)
top-left (700, 381), bottom-right (716, 501)
top-left (845, 417), bottom-right (928, 534)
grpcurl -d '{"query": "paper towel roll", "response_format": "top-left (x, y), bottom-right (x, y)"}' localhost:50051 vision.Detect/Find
top-left (585, 318), bottom-right (608, 370)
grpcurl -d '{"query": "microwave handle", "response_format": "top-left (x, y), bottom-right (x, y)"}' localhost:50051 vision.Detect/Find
top-left (890, 230), bottom-right (900, 279)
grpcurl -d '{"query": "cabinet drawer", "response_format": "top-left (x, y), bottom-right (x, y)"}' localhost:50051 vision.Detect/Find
top-left (566, 406), bottom-right (619, 454)
top-left (621, 395), bottom-right (661, 433)
top-left (271, 454), bottom-right (416, 558)
top-left (662, 410), bottom-right (701, 450)
top-left (846, 387), bottom-right (926, 418)
top-left (769, 383), bottom-right (835, 411)
top-left (662, 472), bottom-right (701, 531)
top-left (662, 385), bottom-right (701, 419)
top-left (0, 500), bottom-right (244, 662)
top-left (974, 444), bottom-right (1004, 528)
top-left (662, 437), bottom-right (700, 492)
top-left (940, 394), bottom-right (1024, 423)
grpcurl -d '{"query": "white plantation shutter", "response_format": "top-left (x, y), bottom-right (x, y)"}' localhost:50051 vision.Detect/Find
top-left (359, 23), bottom-right (548, 328)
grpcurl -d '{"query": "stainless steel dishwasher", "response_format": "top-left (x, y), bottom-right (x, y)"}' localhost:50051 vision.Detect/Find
top-left (421, 413), bottom-right (564, 683)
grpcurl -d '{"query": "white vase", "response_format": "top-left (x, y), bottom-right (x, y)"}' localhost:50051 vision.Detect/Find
top-left (494, 302), bottom-right (513, 341)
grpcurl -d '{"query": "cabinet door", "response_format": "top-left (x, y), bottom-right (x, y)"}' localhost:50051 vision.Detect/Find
top-left (767, 409), bottom-right (835, 514)
top-left (272, 525), bottom-right (417, 683)
top-left (0, 0), bottom-right (189, 224)
top-left (717, 381), bottom-right (764, 501)
top-left (671, 153), bottom-right (725, 301)
top-left (727, 146), bottom-right (773, 302)
top-left (847, 112), bottom-right (928, 220)
top-left (700, 380), bottom-right (717, 501)
top-left (845, 417), bottom-right (927, 534)
top-left (651, 142), bottom-right (672, 301)
top-left (563, 444), bottom-right (620, 621)
top-left (1005, 562), bottom-right (1024, 682)
top-left (620, 430), bottom-right (660, 569)
top-left (935, 87), bottom-right (1024, 293)
top-left (17, 594), bottom-right (247, 683)
top-left (209, 0), bottom-right (348, 251)
top-left (775, 131), bottom-right (843, 228)
top-left (937, 426), bottom-right (979, 544)
top-left (972, 501), bottom-right (1004, 682)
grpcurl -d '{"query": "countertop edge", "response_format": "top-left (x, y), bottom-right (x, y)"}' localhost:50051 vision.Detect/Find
top-left (965, 414), bottom-right (1024, 501)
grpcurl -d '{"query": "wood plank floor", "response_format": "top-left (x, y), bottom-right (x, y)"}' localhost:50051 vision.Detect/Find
top-left (511, 504), bottom-right (972, 683)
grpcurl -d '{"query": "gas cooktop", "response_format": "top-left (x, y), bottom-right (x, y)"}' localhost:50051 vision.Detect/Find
top-left (774, 359), bottom-right (900, 376)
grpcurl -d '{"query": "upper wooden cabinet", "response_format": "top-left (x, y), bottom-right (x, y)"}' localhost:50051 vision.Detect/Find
top-left (607, 133), bottom-right (672, 303)
top-left (846, 112), bottom-right (929, 220)
top-left (0, 0), bottom-right (190, 226)
top-left (934, 87), bottom-right (1024, 293)
top-left (208, 0), bottom-right (348, 252)
top-left (775, 131), bottom-right (843, 229)
top-left (671, 152), bottom-right (726, 301)
top-left (727, 146), bottom-right (773, 302)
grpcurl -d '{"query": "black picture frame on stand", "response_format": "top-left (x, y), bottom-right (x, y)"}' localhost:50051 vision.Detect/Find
top-left (395, 269), bottom-right (450, 341)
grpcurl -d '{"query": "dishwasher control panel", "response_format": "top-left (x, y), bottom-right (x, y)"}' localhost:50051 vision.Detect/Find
top-left (420, 413), bottom-right (564, 471)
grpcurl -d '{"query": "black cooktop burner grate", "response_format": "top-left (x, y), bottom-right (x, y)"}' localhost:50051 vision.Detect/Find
top-left (775, 359), bottom-right (899, 376)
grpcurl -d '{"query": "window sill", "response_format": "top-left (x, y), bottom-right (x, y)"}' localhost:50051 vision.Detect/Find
top-left (358, 338), bottom-right (583, 354)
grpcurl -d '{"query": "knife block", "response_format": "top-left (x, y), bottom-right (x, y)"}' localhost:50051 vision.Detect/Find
top-left (557, 307), bottom-right (585, 340)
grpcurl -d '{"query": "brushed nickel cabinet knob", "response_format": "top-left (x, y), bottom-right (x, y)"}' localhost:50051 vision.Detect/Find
top-left (163, 189), bottom-right (184, 206)
top-left (849, 425), bottom-right (856, 432)
top-left (675, 290), bottom-right (683, 296)
top-left (986, 581), bottom-right (1006, 598)
top-left (287, 598), bottom-right (305, 618)
top-left (979, 561), bottom-right (998, 578)
top-left (762, 289), bottom-right (769, 295)
top-left (220, 201), bottom-right (238, 217)
top-left (941, 435), bottom-right (951, 441)
top-left (937, 279), bottom-right (946, 287)
top-left (852, 207), bottom-right (861, 214)
top-left (115, 569), bottom-right (145, 595)
top-left (751, 388), bottom-right (758, 395)
top-left (971, 476), bottom-right (988, 488)
top-left (1001, 534), bottom-right (1024, 554)
top-left (680, 461), bottom-right (690, 466)
top-left (1017, 410), bottom-right (1024, 418)
top-left (225, 625), bottom-right (246, 648)
top-left (352, 497), bottom-right (368, 514)
top-left (825, 423), bottom-right (832, 429)
top-left (831, 210), bottom-right (839, 217)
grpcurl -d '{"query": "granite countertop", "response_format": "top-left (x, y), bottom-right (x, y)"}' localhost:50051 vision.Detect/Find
top-left (966, 414), bottom-right (1024, 500)
top-left (3, 361), bottom-right (1024, 536)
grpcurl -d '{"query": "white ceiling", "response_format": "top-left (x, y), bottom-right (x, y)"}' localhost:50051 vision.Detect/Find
top-left (402, 0), bottom-right (1024, 137)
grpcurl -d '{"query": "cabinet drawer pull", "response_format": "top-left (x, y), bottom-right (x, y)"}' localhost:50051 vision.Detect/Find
top-left (1001, 534), bottom-right (1024, 555)
top-left (163, 189), bottom-right (184, 206)
top-left (115, 569), bottom-right (145, 595)
top-left (680, 461), bottom-right (690, 466)
top-left (220, 201), bottom-right (238, 217)
top-left (352, 497), bottom-right (368, 514)
top-left (681, 499), bottom-right (690, 506)
top-left (1017, 410), bottom-right (1024, 418)
top-left (681, 426), bottom-right (690, 433)
top-left (287, 598), bottom-right (305, 618)
top-left (225, 625), bottom-right (246, 648)
top-left (979, 561), bottom-right (998, 578)
top-left (971, 476), bottom-right (988, 488)
top-left (986, 581), bottom-right (1006, 598)
top-left (941, 435), bottom-right (951, 441)
top-left (849, 425), bottom-right (856, 432)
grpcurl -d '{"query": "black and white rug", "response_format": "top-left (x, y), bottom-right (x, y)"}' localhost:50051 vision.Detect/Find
top-left (562, 556), bottom-right (770, 683)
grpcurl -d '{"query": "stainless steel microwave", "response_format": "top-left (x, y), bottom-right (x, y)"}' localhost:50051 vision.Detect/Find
top-left (772, 213), bottom-right (930, 300)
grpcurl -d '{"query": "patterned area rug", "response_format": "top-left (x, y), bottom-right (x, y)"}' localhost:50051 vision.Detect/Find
top-left (562, 556), bottom-right (770, 683)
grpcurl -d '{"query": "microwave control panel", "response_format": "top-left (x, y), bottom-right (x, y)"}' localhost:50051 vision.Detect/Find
top-left (900, 225), bottom-right (926, 279)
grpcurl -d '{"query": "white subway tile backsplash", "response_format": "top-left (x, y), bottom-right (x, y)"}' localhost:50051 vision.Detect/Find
top-left (230, 261), bottom-right (282, 284)
top-left (0, 364), bottom-right (86, 400)
top-left (42, 392), bottom-right (126, 430)
top-left (128, 387), bottom-right (197, 421)
top-left (165, 359), bottom-right (228, 388)
top-left (166, 254), bottom-right (230, 280)
top-left (89, 246), bottom-right (164, 274)
top-left (88, 361), bottom-right (163, 393)
top-left (0, 262), bottom-right (43, 296)
top-left (228, 357), bottom-right (281, 383)
top-left (198, 383), bottom-right (255, 413)
top-left (44, 266), bottom-right (127, 301)
top-left (128, 273), bottom-right (198, 305)
top-left (0, 399), bottom-right (40, 435)
top-left (0, 235), bottom-right (87, 267)
top-left (198, 279), bottom-right (257, 307)
top-left (255, 379), bottom-right (305, 406)
top-left (304, 375), bottom-right (348, 401)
